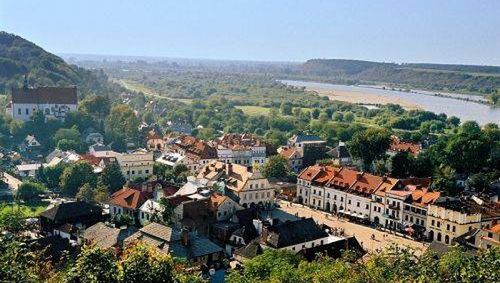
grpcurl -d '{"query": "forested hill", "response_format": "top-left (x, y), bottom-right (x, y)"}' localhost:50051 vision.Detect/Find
top-left (300, 59), bottom-right (500, 95)
top-left (0, 31), bottom-right (117, 96)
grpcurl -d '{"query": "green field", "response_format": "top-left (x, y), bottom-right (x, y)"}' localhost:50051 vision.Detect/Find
top-left (235, 106), bottom-right (272, 116)
top-left (0, 201), bottom-right (49, 217)
top-left (114, 79), bottom-right (193, 104)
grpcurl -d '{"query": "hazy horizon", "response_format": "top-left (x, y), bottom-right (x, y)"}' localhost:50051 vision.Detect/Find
top-left (2, 1), bottom-right (500, 65)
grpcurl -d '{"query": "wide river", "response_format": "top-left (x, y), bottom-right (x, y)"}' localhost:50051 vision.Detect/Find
top-left (282, 80), bottom-right (499, 125)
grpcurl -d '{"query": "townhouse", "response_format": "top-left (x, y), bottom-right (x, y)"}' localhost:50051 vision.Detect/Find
top-left (426, 196), bottom-right (500, 245)
top-left (214, 133), bottom-right (273, 166)
top-left (116, 149), bottom-right (154, 180)
top-left (197, 161), bottom-right (275, 208)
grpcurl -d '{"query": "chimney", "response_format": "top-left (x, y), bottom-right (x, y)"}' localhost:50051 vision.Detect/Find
top-left (261, 225), bottom-right (269, 244)
top-left (225, 163), bottom-right (233, 175)
top-left (181, 227), bottom-right (189, 246)
top-left (382, 175), bottom-right (387, 182)
top-left (356, 172), bottom-right (363, 180)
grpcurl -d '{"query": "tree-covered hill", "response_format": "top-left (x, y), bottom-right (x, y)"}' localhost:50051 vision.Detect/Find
top-left (300, 59), bottom-right (500, 95)
top-left (0, 31), bottom-right (119, 96)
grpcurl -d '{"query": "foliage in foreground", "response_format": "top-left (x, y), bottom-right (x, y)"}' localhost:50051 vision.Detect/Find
top-left (226, 246), bottom-right (500, 283)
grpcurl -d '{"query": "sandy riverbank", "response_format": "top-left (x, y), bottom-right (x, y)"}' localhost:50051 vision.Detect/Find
top-left (309, 87), bottom-right (421, 110)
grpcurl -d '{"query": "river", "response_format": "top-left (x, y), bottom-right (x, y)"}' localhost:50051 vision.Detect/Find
top-left (282, 80), bottom-right (499, 125)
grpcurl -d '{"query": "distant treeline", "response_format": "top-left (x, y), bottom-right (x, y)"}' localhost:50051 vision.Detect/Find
top-left (298, 59), bottom-right (500, 96)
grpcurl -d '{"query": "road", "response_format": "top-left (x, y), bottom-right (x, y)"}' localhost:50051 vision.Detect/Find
top-left (277, 200), bottom-right (428, 255)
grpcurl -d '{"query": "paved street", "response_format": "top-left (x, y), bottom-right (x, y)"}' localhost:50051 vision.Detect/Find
top-left (277, 200), bottom-right (428, 255)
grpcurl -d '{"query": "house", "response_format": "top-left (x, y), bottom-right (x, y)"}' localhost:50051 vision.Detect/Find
top-left (108, 187), bottom-right (153, 224)
top-left (146, 130), bottom-right (165, 151)
top-left (45, 149), bottom-right (81, 166)
top-left (328, 141), bottom-right (352, 166)
top-left (85, 132), bottom-right (104, 145)
top-left (15, 163), bottom-right (42, 178)
top-left (39, 201), bottom-right (103, 239)
top-left (139, 199), bottom-right (163, 225)
top-left (9, 85), bottom-right (78, 121)
top-left (197, 161), bottom-right (276, 208)
top-left (19, 134), bottom-right (42, 152)
top-left (80, 154), bottom-right (117, 173)
top-left (165, 134), bottom-right (218, 172)
top-left (83, 222), bottom-right (137, 249)
top-left (454, 223), bottom-right (500, 250)
top-left (124, 222), bottom-right (224, 266)
top-left (426, 196), bottom-right (500, 245)
top-left (215, 133), bottom-right (273, 167)
top-left (116, 149), bottom-right (154, 180)
top-left (208, 192), bottom-right (243, 221)
top-left (388, 136), bottom-right (421, 156)
top-left (258, 218), bottom-right (344, 254)
top-left (89, 144), bottom-right (121, 158)
top-left (278, 146), bottom-right (303, 172)
top-left (287, 134), bottom-right (327, 167)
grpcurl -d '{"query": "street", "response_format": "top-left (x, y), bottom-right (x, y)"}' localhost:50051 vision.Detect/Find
top-left (277, 200), bottom-right (428, 255)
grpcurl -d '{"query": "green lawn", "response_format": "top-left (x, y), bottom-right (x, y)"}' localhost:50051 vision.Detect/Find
top-left (114, 79), bottom-right (192, 104)
top-left (0, 201), bottom-right (49, 217)
top-left (235, 106), bottom-right (272, 116)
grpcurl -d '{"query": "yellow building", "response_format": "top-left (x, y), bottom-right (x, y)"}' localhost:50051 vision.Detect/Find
top-left (116, 149), bottom-right (154, 180)
top-left (427, 197), bottom-right (500, 245)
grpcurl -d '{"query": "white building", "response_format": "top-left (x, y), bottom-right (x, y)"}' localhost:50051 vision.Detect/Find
top-left (9, 86), bottom-right (78, 121)
top-left (215, 134), bottom-right (269, 166)
top-left (116, 149), bottom-right (154, 180)
top-left (15, 163), bottom-right (42, 178)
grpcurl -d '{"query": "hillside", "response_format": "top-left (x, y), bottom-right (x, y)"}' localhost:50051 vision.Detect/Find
top-left (299, 59), bottom-right (500, 95)
top-left (0, 31), bottom-right (118, 96)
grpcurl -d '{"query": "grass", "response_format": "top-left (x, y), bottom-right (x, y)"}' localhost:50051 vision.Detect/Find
top-left (0, 201), bottom-right (49, 217)
top-left (235, 106), bottom-right (272, 116)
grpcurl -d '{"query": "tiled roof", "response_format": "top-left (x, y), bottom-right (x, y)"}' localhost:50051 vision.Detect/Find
top-left (348, 173), bottom-right (383, 196)
top-left (198, 161), bottom-right (265, 192)
top-left (12, 87), bottom-right (77, 104)
top-left (489, 223), bottom-right (500, 234)
top-left (265, 218), bottom-right (328, 249)
top-left (279, 147), bottom-right (301, 160)
top-left (209, 193), bottom-right (228, 212)
top-left (389, 136), bottom-right (421, 156)
top-left (108, 187), bottom-right (152, 210)
top-left (326, 168), bottom-right (359, 190)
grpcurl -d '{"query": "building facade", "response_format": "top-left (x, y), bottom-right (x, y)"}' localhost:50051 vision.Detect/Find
top-left (116, 149), bottom-right (154, 180)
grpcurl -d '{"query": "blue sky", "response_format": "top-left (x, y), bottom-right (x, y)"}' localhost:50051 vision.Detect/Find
top-left (1, 0), bottom-right (499, 65)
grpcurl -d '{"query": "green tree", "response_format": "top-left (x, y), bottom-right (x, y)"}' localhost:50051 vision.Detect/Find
top-left (261, 155), bottom-right (290, 179)
top-left (79, 95), bottom-right (111, 119)
top-left (390, 152), bottom-right (415, 178)
top-left (100, 162), bottom-right (126, 193)
top-left (280, 101), bottom-right (293, 115)
top-left (432, 165), bottom-right (459, 196)
top-left (65, 245), bottom-right (117, 283)
top-left (76, 183), bottom-right (94, 202)
top-left (347, 128), bottom-right (391, 171)
top-left (16, 181), bottom-right (47, 201)
top-left (105, 104), bottom-right (140, 147)
top-left (344, 112), bottom-right (355, 122)
top-left (60, 162), bottom-right (97, 196)
top-left (119, 244), bottom-right (176, 283)
top-left (42, 163), bottom-right (67, 188)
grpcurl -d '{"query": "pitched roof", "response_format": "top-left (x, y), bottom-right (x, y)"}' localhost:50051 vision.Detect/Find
top-left (234, 239), bottom-right (263, 259)
top-left (198, 161), bottom-right (266, 192)
top-left (326, 167), bottom-right (359, 190)
top-left (209, 193), bottom-right (228, 212)
top-left (279, 147), bottom-right (302, 160)
top-left (12, 87), bottom-right (77, 104)
top-left (264, 218), bottom-right (328, 248)
top-left (40, 201), bottom-right (102, 221)
top-left (289, 134), bottom-right (324, 144)
top-left (389, 136), bottom-right (421, 156)
top-left (83, 222), bottom-right (136, 249)
top-left (108, 187), bottom-right (152, 210)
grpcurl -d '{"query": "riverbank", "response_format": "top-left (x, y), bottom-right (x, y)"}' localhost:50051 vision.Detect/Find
top-left (309, 87), bottom-right (421, 110)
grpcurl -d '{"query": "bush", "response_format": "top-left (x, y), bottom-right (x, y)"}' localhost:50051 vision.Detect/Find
top-left (16, 182), bottom-right (47, 201)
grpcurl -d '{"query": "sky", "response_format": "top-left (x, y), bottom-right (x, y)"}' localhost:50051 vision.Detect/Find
top-left (1, 0), bottom-right (499, 65)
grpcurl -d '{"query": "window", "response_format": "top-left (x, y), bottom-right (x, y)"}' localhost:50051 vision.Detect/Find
top-left (145, 170), bottom-right (149, 174)
top-left (25, 108), bottom-right (29, 115)
top-left (452, 226), bottom-right (456, 233)
top-left (17, 108), bottom-right (21, 115)
top-left (410, 216), bottom-right (413, 222)
top-left (366, 204), bottom-right (369, 209)
top-left (327, 193), bottom-right (330, 198)
top-left (437, 221), bottom-right (441, 228)
top-left (432, 220), bottom-right (435, 226)
top-left (334, 195), bottom-right (337, 200)
top-left (340, 197), bottom-right (343, 202)
top-left (348, 200), bottom-right (351, 205)
top-left (405, 215), bottom-right (408, 221)
top-left (447, 224), bottom-right (450, 231)
top-left (319, 191), bottom-right (321, 196)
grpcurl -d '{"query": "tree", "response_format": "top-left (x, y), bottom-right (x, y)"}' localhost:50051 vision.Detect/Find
top-left (93, 184), bottom-right (109, 203)
top-left (42, 163), bottom-right (66, 188)
top-left (432, 165), bottom-right (459, 196)
top-left (344, 112), bottom-right (355, 122)
top-left (347, 128), bottom-right (391, 171)
top-left (261, 155), bottom-right (290, 179)
top-left (444, 131), bottom-right (490, 173)
top-left (79, 95), bottom-right (111, 119)
top-left (53, 126), bottom-right (81, 147)
top-left (76, 183), bottom-right (94, 202)
top-left (172, 164), bottom-right (189, 177)
top-left (159, 198), bottom-right (174, 225)
top-left (390, 152), bottom-right (415, 178)
top-left (60, 162), bottom-right (97, 196)
top-left (100, 162), bottom-right (125, 193)
top-left (332, 112), bottom-right (343, 122)
top-left (16, 181), bottom-right (47, 201)
top-left (311, 108), bottom-right (320, 119)
top-left (119, 244), bottom-right (176, 283)
top-left (0, 210), bottom-right (25, 234)
top-left (105, 104), bottom-right (140, 147)
top-left (65, 245), bottom-right (117, 283)
top-left (280, 101), bottom-right (293, 115)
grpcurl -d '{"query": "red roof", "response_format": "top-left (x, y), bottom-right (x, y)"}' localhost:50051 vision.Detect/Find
top-left (166, 195), bottom-right (191, 207)
top-left (326, 168), bottom-right (359, 190)
top-left (108, 187), bottom-right (152, 210)
top-left (389, 136), bottom-right (421, 156)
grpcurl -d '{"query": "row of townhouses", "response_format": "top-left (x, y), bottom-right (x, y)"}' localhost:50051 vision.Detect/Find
top-left (297, 165), bottom-right (500, 246)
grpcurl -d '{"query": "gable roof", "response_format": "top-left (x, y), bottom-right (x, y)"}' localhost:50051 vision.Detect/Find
top-left (83, 222), bottom-right (136, 249)
top-left (12, 87), bottom-right (78, 104)
top-left (198, 161), bottom-right (267, 193)
top-left (40, 201), bottom-right (102, 221)
top-left (108, 187), bottom-right (152, 210)
top-left (289, 134), bottom-right (324, 144)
